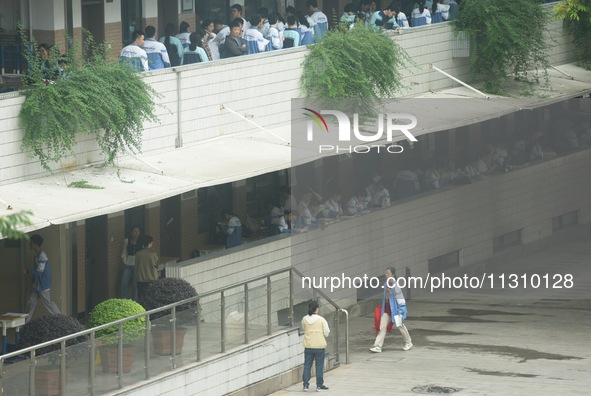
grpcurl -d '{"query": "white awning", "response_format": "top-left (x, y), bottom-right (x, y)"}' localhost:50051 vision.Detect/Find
top-left (1, 63), bottom-right (590, 236)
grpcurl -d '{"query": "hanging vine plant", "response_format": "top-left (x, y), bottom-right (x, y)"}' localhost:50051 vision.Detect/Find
top-left (454, 0), bottom-right (551, 94)
top-left (19, 30), bottom-right (159, 171)
top-left (554, 0), bottom-right (591, 69)
top-left (300, 22), bottom-right (412, 112)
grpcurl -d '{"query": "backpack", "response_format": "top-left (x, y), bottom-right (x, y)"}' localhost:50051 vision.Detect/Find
top-left (283, 37), bottom-right (295, 48)
top-left (163, 37), bottom-right (181, 67)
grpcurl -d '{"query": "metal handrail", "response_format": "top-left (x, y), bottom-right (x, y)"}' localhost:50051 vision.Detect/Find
top-left (291, 267), bottom-right (350, 365)
top-left (0, 266), bottom-right (350, 395)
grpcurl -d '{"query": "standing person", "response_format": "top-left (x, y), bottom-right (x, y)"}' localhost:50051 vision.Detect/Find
top-left (135, 235), bottom-right (159, 302)
top-left (177, 21), bottom-right (191, 47)
top-left (143, 25), bottom-right (170, 70)
top-left (301, 301), bottom-right (330, 392)
top-left (307, 0), bottom-right (329, 40)
top-left (159, 22), bottom-right (184, 66)
top-left (23, 234), bottom-right (61, 322)
top-left (120, 225), bottom-right (141, 299)
top-left (119, 30), bottom-right (148, 72)
top-left (223, 20), bottom-right (248, 58)
top-left (370, 267), bottom-right (413, 353)
top-left (183, 32), bottom-right (209, 64)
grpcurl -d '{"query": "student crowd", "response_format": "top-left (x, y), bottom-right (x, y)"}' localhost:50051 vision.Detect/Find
top-left (119, 0), bottom-right (461, 72)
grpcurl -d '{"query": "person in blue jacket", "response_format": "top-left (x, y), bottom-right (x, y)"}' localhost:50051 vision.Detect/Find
top-left (23, 234), bottom-right (61, 322)
top-left (370, 266), bottom-right (413, 352)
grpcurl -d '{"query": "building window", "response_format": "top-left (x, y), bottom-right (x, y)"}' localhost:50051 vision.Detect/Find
top-left (493, 229), bottom-right (522, 253)
top-left (428, 250), bottom-right (460, 274)
top-left (121, 0), bottom-right (143, 46)
top-left (552, 210), bottom-right (578, 232)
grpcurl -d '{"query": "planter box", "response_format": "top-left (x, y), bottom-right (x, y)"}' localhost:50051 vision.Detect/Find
top-left (99, 345), bottom-right (136, 374)
top-left (152, 327), bottom-right (187, 355)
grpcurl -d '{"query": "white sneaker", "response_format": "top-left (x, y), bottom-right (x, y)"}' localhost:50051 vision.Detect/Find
top-left (369, 346), bottom-right (382, 353)
top-left (402, 343), bottom-right (413, 351)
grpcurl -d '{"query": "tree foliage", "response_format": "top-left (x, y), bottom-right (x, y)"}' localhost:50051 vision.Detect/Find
top-left (455, 0), bottom-right (551, 94)
top-left (554, 0), bottom-right (591, 69)
top-left (300, 24), bottom-right (411, 109)
top-left (19, 30), bottom-right (159, 171)
top-left (0, 210), bottom-right (33, 239)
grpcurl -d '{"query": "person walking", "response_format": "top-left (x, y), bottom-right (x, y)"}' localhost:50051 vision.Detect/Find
top-left (370, 267), bottom-right (413, 352)
top-left (23, 234), bottom-right (61, 322)
top-left (301, 301), bottom-right (330, 392)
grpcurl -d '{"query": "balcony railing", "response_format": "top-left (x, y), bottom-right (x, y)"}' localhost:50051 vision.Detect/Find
top-left (0, 267), bottom-right (349, 396)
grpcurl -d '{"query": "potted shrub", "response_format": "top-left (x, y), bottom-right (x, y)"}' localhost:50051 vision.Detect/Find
top-left (19, 314), bottom-right (87, 395)
top-left (86, 298), bottom-right (146, 374)
top-left (140, 278), bottom-right (198, 355)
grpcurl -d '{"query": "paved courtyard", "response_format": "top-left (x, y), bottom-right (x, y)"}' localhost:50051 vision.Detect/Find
top-left (272, 238), bottom-right (591, 395)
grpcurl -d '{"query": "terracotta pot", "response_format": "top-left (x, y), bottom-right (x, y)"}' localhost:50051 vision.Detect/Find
top-left (99, 345), bottom-right (136, 373)
top-left (151, 327), bottom-right (187, 355)
top-left (35, 368), bottom-right (62, 396)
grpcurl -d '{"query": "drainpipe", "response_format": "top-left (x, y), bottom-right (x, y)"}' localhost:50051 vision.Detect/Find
top-left (28, 0), bottom-right (33, 40)
top-left (175, 68), bottom-right (183, 148)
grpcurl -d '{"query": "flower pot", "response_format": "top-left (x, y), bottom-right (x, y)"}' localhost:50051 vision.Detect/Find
top-left (99, 344), bottom-right (136, 373)
top-left (151, 327), bottom-right (187, 355)
top-left (35, 367), bottom-right (64, 396)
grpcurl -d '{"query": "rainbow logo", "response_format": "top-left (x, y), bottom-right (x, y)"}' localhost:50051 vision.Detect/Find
top-left (303, 108), bottom-right (329, 133)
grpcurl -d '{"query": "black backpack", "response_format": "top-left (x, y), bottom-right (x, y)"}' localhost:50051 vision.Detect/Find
top-left (163, 37), bottom-right (181, 67)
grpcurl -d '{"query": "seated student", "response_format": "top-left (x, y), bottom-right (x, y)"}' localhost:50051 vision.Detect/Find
top-left (411, 1), bottom-right (432, 26)
top-left (183, 32), bottom-right (209, 64)
top-left (323, 190), bottom-right (344, 218)
top-left (218, 210), bottom-right (242, 248)
top-left (266, 13), bottom-right (284, 50)
top-left (243, 14), bottom-right (270, 54)
top-left (371, 177), bottom-right (391, 208)
top-left (464, 157), bottom-right (482, 181)
top-left (443, 159), bottom-right (471, 185)
top-left (283, 15), bottom-right (301, 48)
top-left (223, 20), bottom-right (248, 58)
top-left (346, 189), bottom-right (367, 216)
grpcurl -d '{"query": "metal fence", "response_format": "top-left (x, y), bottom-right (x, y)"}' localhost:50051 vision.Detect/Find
top-left (0, 267), bottom-right (349, 396)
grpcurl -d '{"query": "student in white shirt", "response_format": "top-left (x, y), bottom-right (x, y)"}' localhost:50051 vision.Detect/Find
top-left (411, 1), bottom-right (432, 25)
top-left (307, 0), bottom-right (329, 39)
top-left (243, 14), bottom-right (269, 53)
top-left (177, 21), bottom-right (191, 47)
top-left (120, 30), bottom-right (148, 72)
top-left (266, 13), bottom-right (284, 51)
top-left (323, 191), bottom-right (344, 218)
top-left (143, 26), bottom-right (170, 70)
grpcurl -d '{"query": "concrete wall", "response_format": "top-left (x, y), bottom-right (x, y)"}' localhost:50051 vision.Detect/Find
top-left (0, 14), bottom-right (575, 186)
top-left (117, 328), bottom-right (302, 396)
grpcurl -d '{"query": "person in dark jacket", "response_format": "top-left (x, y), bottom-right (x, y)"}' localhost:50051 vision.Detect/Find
top-left (224, 20), bottom-right (248, 57)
